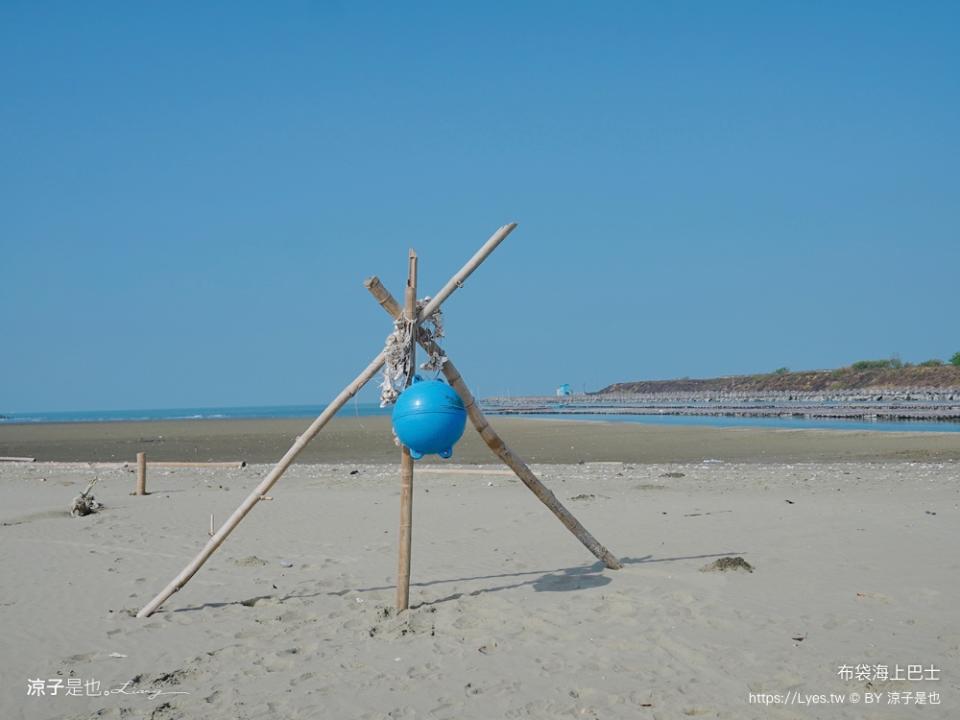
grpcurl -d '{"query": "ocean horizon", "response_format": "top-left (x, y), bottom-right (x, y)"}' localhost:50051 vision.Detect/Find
top-left (2, 403), bottom-right (960, 433)
top-left (0, 402), bottom-right (391, 425)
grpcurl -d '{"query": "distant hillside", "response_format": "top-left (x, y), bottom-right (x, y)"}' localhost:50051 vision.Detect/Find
top-left (598, 365), bottom-right (960, 394)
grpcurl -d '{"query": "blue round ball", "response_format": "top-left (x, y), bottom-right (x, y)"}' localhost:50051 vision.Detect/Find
top-left (392, 379), bottom-right (467, 459)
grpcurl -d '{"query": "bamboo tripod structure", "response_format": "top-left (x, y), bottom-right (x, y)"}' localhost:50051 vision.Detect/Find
top-left (136, 223), bottom-right (620, 618)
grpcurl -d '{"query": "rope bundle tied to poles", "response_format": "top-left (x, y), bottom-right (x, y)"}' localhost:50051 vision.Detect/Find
top-left (379, 297), bottom-right (446, 407)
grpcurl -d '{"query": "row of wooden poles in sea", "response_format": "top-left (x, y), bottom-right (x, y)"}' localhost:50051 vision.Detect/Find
top-left (488, 406), bottom-right (960, 422)
top-left (489, 387), bottom-right (960, 404)
top-left (483, 395), bottom-right (960, 422)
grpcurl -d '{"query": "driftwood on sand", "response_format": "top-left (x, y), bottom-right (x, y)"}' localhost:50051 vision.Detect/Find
top-left (70, 478), bottom-right (102, 517)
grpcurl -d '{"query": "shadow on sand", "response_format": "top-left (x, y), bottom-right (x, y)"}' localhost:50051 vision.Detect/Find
top-left (170, 551), bottom-right (744, 613)
top-left (402, 551), bottom-right (746, 608)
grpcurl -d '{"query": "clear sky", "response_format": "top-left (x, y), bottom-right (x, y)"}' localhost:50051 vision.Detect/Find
top-left (2, 2), bottom-right (957, 412)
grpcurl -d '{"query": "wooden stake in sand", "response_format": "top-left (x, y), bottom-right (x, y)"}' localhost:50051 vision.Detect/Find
top-left (396, 250), bottom-right (419, 611)
top-left (136, 223), bottom-right (516, 617)
top-left (136, 452), bottom-right (147, 496)
top-left (364, 277), bottom-right (622, 570)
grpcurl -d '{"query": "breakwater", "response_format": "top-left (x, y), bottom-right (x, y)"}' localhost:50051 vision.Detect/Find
top-left (482, 387), bottom-right (960, 423)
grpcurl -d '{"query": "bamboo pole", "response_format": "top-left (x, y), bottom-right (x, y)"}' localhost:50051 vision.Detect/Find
top-left (403, 249), bottom-right (419, 387)
top-left (136, 223), bottom-right (517, 617)
top-left (364, 277), bottom-right (622, 570)
top-left (396, 249), bottom-right (418, 611)
top-left (417, 223), bottom-right (516, 321)
top-left (136, 351), bottom-right (387, 617)
top-left (136, 452), bottom-right (147, 495)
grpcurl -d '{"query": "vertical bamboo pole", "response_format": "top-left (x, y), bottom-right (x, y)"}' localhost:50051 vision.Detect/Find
top-left (136, 452), bottom-right (147, 495)
top-left (396, 250), bottom-right (418, 611)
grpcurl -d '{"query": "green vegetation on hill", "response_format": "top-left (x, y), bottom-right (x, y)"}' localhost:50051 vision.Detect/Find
top-left (598, 358), bottom-right (960, 394)
top-left (850, 359), bottom-right (902, 370)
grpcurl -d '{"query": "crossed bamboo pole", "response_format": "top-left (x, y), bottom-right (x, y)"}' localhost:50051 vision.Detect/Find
top-left (136, 222), bottom-right (619, 618)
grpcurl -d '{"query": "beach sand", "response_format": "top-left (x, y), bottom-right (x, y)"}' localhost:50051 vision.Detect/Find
top-left (1, 444), bottom-right (958, 718)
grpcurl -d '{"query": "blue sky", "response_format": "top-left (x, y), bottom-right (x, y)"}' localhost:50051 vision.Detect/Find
top-left (2, 2), bottom-right (957, 412)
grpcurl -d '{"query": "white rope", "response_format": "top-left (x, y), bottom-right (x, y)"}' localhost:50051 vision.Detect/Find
top-left (379, 317), bottom-right (413, 407)
top-left (379, 297), bottom-right (447, 407)
top-left (418, 296), bottom-right (447, 373)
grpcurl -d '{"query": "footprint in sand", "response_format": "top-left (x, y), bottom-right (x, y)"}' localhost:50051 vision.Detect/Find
top-left (234, 555), bottom-right (269, 567)
top-left (289, 671), bottom-right (315, 688)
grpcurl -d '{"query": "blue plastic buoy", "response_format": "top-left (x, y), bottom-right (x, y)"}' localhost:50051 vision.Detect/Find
top-left (391, 377), bottom-right (467, 459)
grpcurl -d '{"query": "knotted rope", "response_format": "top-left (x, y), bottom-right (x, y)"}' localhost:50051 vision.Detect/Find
top-left (379, 297), bottom-right (447, 407)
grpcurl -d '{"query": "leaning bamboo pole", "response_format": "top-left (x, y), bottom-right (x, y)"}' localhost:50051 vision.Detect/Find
top-left (417, 224), bottom-right (516, 321)
top-left (136, 223), bottom-right (517, 617)
top-left (363, 277), bottom-right (622, 570)
top-left (396, 249), bottom-right (418, 611)
top-left (136, 351), bottom-right (387, 618)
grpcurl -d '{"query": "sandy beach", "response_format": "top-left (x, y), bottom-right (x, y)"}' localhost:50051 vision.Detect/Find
top-left (1, 424), bottom-right (958, 718)
top-left (6, 0), bottom-right (958, 717)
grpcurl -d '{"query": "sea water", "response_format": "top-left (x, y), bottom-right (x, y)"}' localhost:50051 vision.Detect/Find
top-left (2, 404), bottom-right (959, 432)
top-left (0, 403), bottom-right (390, 425)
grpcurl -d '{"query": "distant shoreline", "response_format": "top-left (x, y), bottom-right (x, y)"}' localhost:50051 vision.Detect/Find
top-left (597, 363), bottom-right (960, 394)
top-left (489, 383), bottom-right (960, 424)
